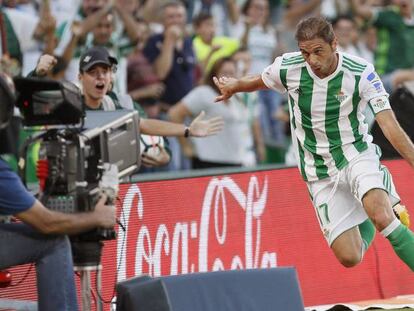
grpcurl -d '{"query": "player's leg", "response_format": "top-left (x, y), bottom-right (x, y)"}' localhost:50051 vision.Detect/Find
top-left (348, 147), bottom-right (414, 271)
top-left (380, 164), bottom-right (410, 227)
top-left (330, 227), bottom-right (363, 267)
top-left (362, 188), bottom-right (414, 271)
top-left (329, 212), bottom-right (376, 267)
top-left (308, 174), bottom-right (369, 268)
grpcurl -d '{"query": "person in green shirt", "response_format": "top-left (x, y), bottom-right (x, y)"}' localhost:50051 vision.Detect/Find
top-left (350, 0), bottom-right (414, 91)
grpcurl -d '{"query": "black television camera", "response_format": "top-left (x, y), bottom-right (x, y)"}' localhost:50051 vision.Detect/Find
top-left (1, 77), bottom-right (141, 266)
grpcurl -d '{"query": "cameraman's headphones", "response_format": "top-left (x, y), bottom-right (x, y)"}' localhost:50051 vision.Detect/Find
top-left (0, 73), bottom-right (15, 130)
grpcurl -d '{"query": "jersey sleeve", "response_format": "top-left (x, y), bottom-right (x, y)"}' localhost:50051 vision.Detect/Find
top-left (261, 56), bottom-right (287, 93)
top-left (360, 63), bottom-right (392, 115)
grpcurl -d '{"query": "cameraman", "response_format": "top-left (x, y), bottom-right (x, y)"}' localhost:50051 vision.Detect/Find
top-left (0, 75), bottom-right (116, 311)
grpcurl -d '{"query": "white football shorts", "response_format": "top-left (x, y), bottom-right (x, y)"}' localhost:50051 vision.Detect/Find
top-left (306, 145), bottom-right (400, 246)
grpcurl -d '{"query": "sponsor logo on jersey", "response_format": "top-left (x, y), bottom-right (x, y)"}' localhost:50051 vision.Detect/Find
top-left (367, 72), bottom-right (376, 81)
top-left (334, 91), bottom-right (348, 103)
top-left (367, 72), bottom-right (383, 92)
top-left (373, 82), bottom-right (383, 92)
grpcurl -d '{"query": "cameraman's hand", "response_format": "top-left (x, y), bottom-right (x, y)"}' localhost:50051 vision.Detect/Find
top-left (94, 194), bottom-right (116, 228)
top-left (35, 54), bottom-right (57, 77)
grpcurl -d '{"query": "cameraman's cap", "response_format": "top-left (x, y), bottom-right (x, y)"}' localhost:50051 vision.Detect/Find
top-left (79, 46), bottom-right (118, 72)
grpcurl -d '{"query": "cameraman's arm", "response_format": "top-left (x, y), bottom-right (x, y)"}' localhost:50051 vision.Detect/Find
top-left (16, 195), bottom-right (116, 235)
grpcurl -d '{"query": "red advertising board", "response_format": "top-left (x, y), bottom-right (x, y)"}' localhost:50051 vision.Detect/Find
top-left (2, 160), bottom-right (414, 310)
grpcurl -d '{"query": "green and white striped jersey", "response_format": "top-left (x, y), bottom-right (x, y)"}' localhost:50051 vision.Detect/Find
top-left (262, 51), bottom-right (391, 181)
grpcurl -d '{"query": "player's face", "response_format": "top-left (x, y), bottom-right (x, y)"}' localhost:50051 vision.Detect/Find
top-left (79, 64), bottom-right (112, 103)
top-left (298, 37), bottom-right (338, 78)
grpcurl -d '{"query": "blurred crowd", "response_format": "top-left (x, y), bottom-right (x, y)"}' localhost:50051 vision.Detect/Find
top-left (2, 0), bottom-right (414, 172)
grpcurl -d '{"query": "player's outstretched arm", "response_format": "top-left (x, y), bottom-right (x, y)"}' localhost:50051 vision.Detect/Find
top-left (376, 110), bottom-right (414, 168)
top-left (213, 74), bottom-right (268, 102)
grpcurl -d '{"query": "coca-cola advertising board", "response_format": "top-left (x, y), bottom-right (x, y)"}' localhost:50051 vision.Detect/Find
top-left (2, 160), bottom-right (414, 310)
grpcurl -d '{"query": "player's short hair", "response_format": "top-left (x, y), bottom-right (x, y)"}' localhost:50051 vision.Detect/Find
top-left (295, 16), bottom-right (335, 44)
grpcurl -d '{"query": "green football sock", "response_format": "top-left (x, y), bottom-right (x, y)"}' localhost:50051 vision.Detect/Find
top-left (358, 219), bottom-right (376, 252)
top-left (387, 224), bottom-right (414, 271)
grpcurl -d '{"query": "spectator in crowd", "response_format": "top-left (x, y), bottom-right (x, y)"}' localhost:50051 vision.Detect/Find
top-left (82, 11), bottom-right (136, 94)
top-left (21, 0), bottom-right (58, 75)
top-left (356, 24), bottom-right (376, 65)
top-left (169, 57), bottom-right (265, 169)
top-left (350, 0), bottom-right (414, 91)
top-left (55, 0), bottom-right (140, 85)
top-left (143, 1), bottom-right (196, 108)
top-left (0, 0), bottom-right (55, 76)
top-left (54, 0), bottom-right (112, 81)
top-left (143, 1), bottom-right (197, 171)
top-left (232, 0), bottom-right (286, 147)
top-left (232, 47), bottom-right (252, 77)
top-left (127, 17), bottom-right (165, 110)
top-left (190, 0), bottom-right (240, 36)
top-left (192, 12), bottom-right (239, 76)
top-left (48, 0), bottom-right (82, 27)
top-left (319, 0), bottom-right (351, 20)
top-left (332, 15), bottom-right (360, 56)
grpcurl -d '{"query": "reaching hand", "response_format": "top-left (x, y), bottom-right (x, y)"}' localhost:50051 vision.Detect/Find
top-left (141, 145), bottom-right (171, 167)
top-left (189, 111), bottom-right (224, 137)
top-left (213, 76), bottom-right (238, 102)
top-left (35, 54), bottom-right (57, 77)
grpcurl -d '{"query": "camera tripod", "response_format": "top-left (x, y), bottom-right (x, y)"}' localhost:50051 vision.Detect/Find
top-left (72, 240), bottom-right (105, 311)
top-left (74, 264), bottom-right (103, 311)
